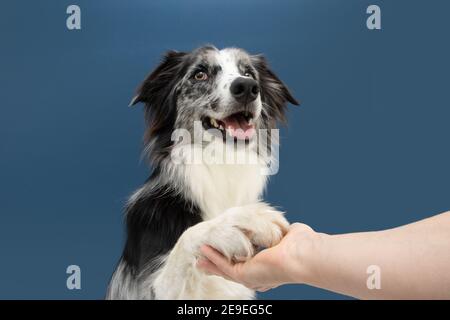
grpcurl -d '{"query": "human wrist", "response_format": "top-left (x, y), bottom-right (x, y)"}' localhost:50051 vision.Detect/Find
top-left (287, 227), bottom-right (330, 285)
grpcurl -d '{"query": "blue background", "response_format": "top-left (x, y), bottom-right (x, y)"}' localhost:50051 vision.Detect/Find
top-left (0, 0), bottom-right (449, 299)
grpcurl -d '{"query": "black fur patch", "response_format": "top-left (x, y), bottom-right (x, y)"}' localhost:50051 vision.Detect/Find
top-left (122, 174), bottom-right (202, 275)
top-left (251, 55), bottom-right (300, 125)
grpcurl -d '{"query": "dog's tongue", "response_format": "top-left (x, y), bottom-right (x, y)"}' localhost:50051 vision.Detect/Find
top-left (222, 113), bottom-right (255, 140)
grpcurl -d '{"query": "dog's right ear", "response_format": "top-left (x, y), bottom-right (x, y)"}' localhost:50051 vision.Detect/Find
top-left (129, 50), bottom-right (187, 107)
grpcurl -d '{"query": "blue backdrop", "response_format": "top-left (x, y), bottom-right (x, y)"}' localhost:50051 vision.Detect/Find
top-left (0, 0), bottom-right (449, 299)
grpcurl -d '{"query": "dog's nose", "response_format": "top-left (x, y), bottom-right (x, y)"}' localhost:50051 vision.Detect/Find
top-left (230, 77), bottom-right (259, 103)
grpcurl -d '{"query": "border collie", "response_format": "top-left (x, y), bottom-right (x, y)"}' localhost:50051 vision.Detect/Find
top-left (106, 45), bottom-right (299, 299)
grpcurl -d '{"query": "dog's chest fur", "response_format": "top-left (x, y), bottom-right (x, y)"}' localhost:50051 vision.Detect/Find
top-left (179, 145), bottom-right (268, 220)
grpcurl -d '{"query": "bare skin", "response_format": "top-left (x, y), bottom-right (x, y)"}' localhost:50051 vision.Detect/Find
top-left (197, 211), bottom-right (450, 299)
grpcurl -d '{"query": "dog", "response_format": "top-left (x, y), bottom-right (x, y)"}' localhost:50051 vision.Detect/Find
top-left (106, 45), bottom-right (299, 299)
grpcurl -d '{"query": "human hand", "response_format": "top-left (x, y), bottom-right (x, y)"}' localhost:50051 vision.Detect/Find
top-left (199, 212), bottom-right (450, 299)
top-left (196, 223), bottom-right (323, 292)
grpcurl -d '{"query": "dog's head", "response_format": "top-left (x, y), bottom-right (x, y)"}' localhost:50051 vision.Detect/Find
top-left (131, 46), bottom-right (299, 162)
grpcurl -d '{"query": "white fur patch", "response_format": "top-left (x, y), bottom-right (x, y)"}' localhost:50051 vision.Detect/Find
top-left (177, 142), bottom-right (268, 220)
top-left (215, 49), bottom-right (262, 119)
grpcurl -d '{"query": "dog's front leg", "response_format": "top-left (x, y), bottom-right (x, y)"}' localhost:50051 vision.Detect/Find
top-left (150, 202), bottom-right (289, 299)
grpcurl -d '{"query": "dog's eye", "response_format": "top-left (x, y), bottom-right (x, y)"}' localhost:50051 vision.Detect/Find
top-left (244, 71), bottom-right (254, 78)
top-left (194, 71), bottom-right (208, 81)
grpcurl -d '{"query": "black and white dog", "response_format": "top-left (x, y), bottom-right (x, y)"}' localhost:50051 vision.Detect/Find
top-left (107, 46), bottom-right (299, 299)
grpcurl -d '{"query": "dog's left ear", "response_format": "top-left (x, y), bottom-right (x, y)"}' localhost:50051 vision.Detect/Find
top-left (129, 50), bottom-right (187, 107)
top-left (251, 55), bottom-right (299, 123)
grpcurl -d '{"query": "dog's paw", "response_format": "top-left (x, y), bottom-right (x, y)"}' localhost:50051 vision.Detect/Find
top-left (181, 202), bottom-right (289, 263)
top-left (221, 202), bottom-right (289, 250)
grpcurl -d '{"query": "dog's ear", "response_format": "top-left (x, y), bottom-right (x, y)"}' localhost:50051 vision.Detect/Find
top-left (251, 55), bottom-right (299, 123)
top-left (129, 50), bottom-right (187, 107)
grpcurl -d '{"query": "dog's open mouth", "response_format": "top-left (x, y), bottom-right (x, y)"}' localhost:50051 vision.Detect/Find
top-left (203, 111), bottom-right (256, 141)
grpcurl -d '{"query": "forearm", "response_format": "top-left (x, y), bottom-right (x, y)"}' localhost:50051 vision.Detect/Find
top-left (301, 212), bottom-right (450, 299)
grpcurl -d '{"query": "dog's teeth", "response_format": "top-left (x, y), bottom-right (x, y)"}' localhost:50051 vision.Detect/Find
top-left (244, 112), bottom-right (253, 123)
top-left (210, 118), bottom-right (219, 128)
